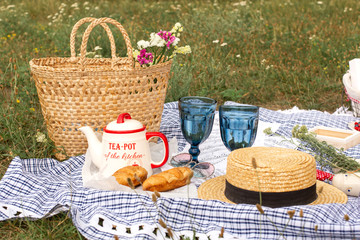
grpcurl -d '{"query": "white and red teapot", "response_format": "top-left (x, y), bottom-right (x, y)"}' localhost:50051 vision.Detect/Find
top-left (80, 113), bottom-right (169, 177)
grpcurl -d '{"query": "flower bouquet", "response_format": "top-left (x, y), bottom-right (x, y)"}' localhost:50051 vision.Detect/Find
top-left (133, 23), bottom-right (191, 66)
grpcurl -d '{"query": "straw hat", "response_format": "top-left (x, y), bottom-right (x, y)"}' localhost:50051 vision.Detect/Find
top-left (198, 147), bottom-right (347, 208)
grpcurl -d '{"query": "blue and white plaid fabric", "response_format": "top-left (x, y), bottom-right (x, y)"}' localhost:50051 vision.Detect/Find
top-left (0, 102), bottom-right (360, 240)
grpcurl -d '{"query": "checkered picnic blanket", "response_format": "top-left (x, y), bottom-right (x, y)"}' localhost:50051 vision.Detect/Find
top-left (0, 102), bottom-right (360, 240)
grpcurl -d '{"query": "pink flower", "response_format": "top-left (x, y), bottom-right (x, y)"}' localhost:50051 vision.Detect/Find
top-left (157, 31), bottom-right (177, 49)
top-left (137, 49), bottom-right (153, 65)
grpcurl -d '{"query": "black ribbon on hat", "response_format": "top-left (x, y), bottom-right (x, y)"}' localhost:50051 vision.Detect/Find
top-left (225, 180), bottom-right (318, 208)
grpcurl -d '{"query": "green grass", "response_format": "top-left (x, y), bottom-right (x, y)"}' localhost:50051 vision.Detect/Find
top-left (0, 0), bottom-right (360, 238)
top-left (0, 213), bottom-right (82, 240)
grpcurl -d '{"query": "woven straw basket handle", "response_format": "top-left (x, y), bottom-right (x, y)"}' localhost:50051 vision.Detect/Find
top-left (70, 17), bottom-right (134, 67)
top-left (70, 17), bottom-right (117, 60)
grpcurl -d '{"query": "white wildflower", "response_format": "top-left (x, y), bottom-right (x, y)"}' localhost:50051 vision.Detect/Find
top-left (261, 59), bottom-right (266, 65)
top-left (171, 22), bottom-right (183, 33)
top-left (133, 49), bottom-right (140, 59)
top-left (317, 1), bottom-right (323, 4)
top-left (6, 5), bottom-right (15, 9)
top-left (94, 55), bottom-right (102, 58)
top-left (85, 7), bottom-right (90, 10)
top-left (94, 46), bottom-right (102, 51)
top-left (174, 45), bottom-right (191, 55)
top-left (266, 65), bottom-right (274, 70)
top-left (213, 40), bottom-right (219, 43)
top-left (71, 3), bottom-right (79, 8)
top-left (95, 6), bottom-right (99, 10)
top-left (83, 1), bottom-right (89, 5)
top-left (172, 37), bottom-right (180, 46)
top-left (149, 33), bottom-right (166, 47)
top-left (36, 132), bottom-right (47, 143)
top-left (85, 51), bottom-right (95, 57)
top-left (137, 40), bottom-right (150, 50)
top-left (232, 1), bottom-right (246, 6)
top-left (344, 7), bottom-right (352, 12)
top-left (220, 43), bottom-right (228, 47)
top-left (236, 54), bottom-right (241, 58)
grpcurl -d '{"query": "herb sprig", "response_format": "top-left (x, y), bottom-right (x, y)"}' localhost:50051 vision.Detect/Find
top-left (264, 125), bottom-right (360, 173)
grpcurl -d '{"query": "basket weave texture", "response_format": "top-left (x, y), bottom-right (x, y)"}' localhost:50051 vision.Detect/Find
top-left (29, 17), bottom-right (172, 159)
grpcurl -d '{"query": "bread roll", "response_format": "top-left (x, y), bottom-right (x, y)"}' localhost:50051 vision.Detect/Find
top-left (113, 166), bottom-right (148, 187)
top-left (143, 167), bottom-right (193, 192)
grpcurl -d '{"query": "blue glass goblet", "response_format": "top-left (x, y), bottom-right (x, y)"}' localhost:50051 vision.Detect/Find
top-left (178, 96), bottom-right (217, 164)
top-left (219, 104), bottom-right (259, 151)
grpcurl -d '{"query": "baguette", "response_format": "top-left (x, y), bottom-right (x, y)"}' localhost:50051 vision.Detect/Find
top-left (113, 166), bottom-right (148, 187)
top-left (142, 167), bottom-right (193, 192)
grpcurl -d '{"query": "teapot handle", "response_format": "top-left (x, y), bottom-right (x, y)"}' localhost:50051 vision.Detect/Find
top-left (146, 132), bottom-right (169, 168)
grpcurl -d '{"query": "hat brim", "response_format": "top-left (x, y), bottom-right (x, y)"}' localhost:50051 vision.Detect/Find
top-left (198, 175), bottom-right (348, 206)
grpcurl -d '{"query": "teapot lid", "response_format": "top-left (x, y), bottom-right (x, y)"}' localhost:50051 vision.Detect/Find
top-left (104, 113), bottom-right (146, 133)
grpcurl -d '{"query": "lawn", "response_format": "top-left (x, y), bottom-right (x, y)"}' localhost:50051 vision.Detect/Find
top-left (0, 0), bottom-right (360, 239)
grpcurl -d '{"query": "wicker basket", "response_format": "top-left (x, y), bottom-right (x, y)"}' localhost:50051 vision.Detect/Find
top-left (30, 17), bottom-right (172, 159)
top-left (343, 72), bottom-right (360, 117)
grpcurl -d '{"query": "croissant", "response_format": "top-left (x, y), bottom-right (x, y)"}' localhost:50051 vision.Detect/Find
top-left (113, 166), bottom-right (148, 187)
top-left (142, 167), bottom-right (193, 192)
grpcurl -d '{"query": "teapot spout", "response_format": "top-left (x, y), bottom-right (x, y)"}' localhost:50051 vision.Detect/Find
top-left (79, 126), bottom-right (104, 169)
